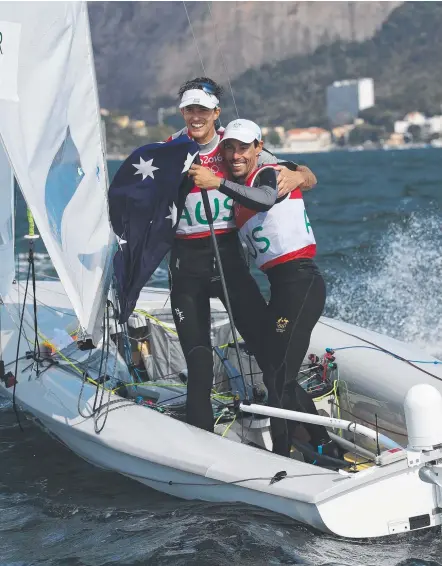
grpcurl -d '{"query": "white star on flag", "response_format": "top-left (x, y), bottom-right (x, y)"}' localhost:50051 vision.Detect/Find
top-left (133, 157), bottom-right (159, 181)
top-left (116, 234), bottom-right (127, 249)
top-left (182, 151), bottom-right (199, 173)
top-left (166, 202), bottom-right (178, 226)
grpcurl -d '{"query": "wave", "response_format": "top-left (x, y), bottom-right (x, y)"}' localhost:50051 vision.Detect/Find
top-left (326, 213), bottom-right (442, 358)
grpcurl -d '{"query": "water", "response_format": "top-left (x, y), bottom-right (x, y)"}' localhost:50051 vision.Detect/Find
top-left (2, 147), bottom-right (442, 565)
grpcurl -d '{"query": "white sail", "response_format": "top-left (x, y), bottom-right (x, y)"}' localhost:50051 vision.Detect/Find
top-left (0, 141), bottom-right (14, 300)
top-left (0, 2), bottom-right (114, 338)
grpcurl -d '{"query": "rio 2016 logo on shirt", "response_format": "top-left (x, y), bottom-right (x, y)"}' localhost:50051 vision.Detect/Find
top-left (200, 153), bottom-right (224, 174)
top-left (200, 154), bottom-right (223, 165)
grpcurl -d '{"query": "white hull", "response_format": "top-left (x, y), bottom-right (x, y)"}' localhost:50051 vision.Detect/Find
top-left (2, 281), bottom-right (442, 538)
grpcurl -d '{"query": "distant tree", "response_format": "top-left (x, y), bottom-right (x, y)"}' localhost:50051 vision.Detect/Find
top-left (266, 130), bottom-right (282, 146)
top-left (336, 135), bottom-right (346, 147)
top-left (358, 107), bottom-right (396, 132)
top-left (407, 124), bottom-right (422, 142)
top-left (348, 124), bottom-right (383, 145)
top-left (145, 125), bottom-right (175, 143)
top-left (428, 132), bottom-right (441, 142)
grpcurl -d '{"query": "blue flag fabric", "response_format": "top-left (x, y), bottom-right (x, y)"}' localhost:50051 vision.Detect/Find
top-left (109, 135), bottom-right (199, 323)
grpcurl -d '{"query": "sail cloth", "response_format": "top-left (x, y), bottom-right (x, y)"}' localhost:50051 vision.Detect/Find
top-left (0, 2), bottom-right (113, 339)
top-left (0, 142), bottom-right (14, 300)
top-left (109, 136), bottom-right (198, 323)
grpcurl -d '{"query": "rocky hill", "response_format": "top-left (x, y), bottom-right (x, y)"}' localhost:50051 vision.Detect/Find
top-left (221, 1), bottom-right (442, 128)
top-left (88, 1), bottom-right (401, 114)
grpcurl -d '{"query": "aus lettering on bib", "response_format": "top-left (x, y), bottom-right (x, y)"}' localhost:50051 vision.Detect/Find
top-left (235, 165), bottom-right (316, 270)
top-left (176, 190), bottom-right (235, 237)
top-left (176, 137), bottom-right (237, 239)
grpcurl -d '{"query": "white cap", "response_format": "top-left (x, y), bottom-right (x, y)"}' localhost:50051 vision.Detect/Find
top-left (179, 88), bottom-right (219, 109)
top-left (222, 119), bottom-right (262, 144)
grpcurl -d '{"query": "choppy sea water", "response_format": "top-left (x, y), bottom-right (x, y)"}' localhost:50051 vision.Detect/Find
top-left (2, 147), bottom-right (442, 565)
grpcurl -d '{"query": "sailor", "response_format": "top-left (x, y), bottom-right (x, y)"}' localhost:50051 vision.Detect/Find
top-left (169, 78), bottom-right (317, 434)
top-left (189, 118), bottom-right (340, 459)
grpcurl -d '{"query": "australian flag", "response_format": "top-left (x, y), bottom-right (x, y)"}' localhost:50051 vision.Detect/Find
top-left (109, 135), bottom-right (199, 323)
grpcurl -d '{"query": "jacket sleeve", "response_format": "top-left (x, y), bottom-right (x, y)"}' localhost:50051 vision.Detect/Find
top-left (218, 168), bottom-right (278, 212)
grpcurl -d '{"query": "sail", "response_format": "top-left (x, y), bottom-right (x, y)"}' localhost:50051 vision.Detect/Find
top-left (0, 2), bottom-right (114, 338)
top-left (0, 141), bottom-right (14, 300)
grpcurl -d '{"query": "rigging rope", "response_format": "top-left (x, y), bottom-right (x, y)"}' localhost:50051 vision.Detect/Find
top-left (205, 1), bottom-right (239, 118)
top-left (183, 1), bottom-right (207, 76)
top-left (12, 258), bottom-right (32, 432)
top-left (25, 208), bottom-right (41, 374)
top-left (182, 1), bottom-right (240, 117)
top-left (327, 345), bottom-right (441, 365)
top-left (319, 320), bottom-right (442, 380)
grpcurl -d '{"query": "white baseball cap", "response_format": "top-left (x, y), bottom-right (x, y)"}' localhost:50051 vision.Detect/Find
top-left (179, 88), bottom-right (219, 110)
top-left (222, 119), bottom-right (262, 144)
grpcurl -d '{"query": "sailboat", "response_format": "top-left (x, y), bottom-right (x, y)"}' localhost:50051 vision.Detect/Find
top-left (2, 1), bottom-right (442, 540)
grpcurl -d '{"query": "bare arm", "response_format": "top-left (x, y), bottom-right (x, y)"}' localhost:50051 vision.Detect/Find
top-left (296, 165), bottom-right (317, 191)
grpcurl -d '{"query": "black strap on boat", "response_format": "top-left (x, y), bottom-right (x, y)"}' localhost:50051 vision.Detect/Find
top-left (375, 414), bottom-right (381, 457)
top-left (200, 187), bottom-right (250, 402)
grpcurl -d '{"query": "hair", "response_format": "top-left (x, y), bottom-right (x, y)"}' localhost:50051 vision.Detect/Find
top-left (177, 77), bottom-right (224, 103)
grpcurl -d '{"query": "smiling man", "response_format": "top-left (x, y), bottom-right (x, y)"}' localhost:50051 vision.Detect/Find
top-left (189, 118), bottom-right (341, 461)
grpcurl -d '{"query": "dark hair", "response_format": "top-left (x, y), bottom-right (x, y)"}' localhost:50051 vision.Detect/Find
top-left (178, 77), bottom-right (224, 102)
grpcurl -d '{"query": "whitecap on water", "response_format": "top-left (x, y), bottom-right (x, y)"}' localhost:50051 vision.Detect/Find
top-left (326, 213), bottom-right (442, 359)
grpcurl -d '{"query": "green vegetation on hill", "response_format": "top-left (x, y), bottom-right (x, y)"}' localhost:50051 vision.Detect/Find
top-left (220, 2), bottom-right (442, 129)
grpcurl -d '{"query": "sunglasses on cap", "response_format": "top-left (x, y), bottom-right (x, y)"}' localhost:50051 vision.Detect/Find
top-left (197, 82), bottom-right (216, 95)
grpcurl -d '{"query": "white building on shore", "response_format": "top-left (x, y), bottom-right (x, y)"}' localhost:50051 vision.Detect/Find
top-left (326, 78), bottom-right (375, 126)
top-left (280, 128), bottom-right (332, 153)
top-left (394, 112), bottom-right (442, 138)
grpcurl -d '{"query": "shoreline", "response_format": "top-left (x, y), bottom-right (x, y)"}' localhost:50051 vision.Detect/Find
top-left (267, 141), bottom-right (442, 155)
top-left (107, 153), bottom-right (128, 161)
top-left (106, 140), bottom-right (442, 161)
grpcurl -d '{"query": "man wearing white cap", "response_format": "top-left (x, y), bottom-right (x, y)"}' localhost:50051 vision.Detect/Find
top-left (169, 77), bottom-right (317, 436)
top-left (190, 118), bottom-right (341, 461)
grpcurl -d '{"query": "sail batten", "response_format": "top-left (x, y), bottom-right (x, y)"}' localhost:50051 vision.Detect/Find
top-left (0, 140), bottom-right (14, 300)
top-left (0, 1), bottom-right (114, 338)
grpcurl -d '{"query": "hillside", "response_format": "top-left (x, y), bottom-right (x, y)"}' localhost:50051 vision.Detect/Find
top-left (220, 1), bottom-right (442, 128)
top-left (88, 1), bottom-right (400, 114)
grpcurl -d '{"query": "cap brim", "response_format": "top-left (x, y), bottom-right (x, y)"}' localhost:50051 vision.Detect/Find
top-left (221, 132), bottom-right (256, 144)
top-left (179, 100), bottom-right (217, 109)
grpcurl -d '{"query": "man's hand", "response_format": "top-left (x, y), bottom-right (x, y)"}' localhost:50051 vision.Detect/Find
top-left (275, 165), bottom-right (317, 198)
top-left (188, 164), bottom-right (221, 190)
